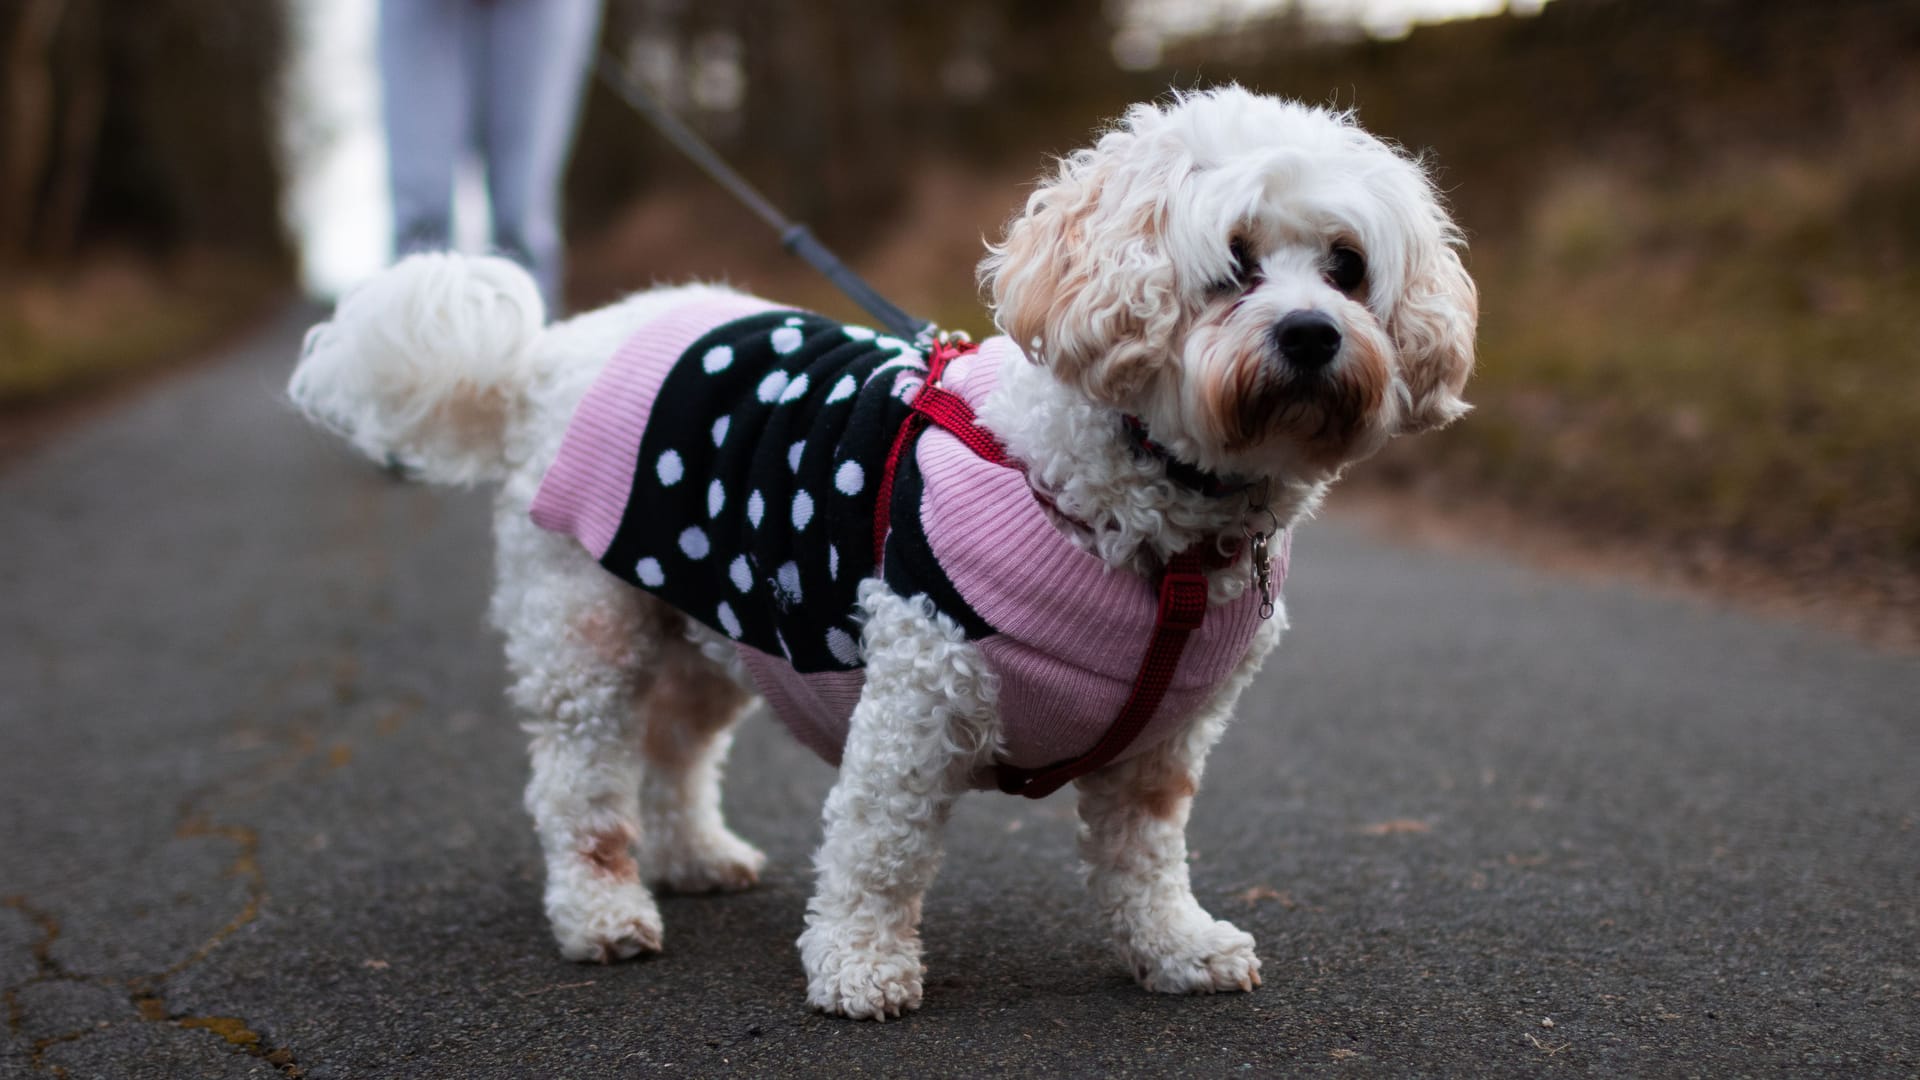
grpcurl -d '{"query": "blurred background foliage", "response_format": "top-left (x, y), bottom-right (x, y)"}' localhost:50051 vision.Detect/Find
top-left (568, 0), bottom-right (1920, 607)
top-left (3, 0), bottom-right (1915, 620)
top-left (1, 0), bottom-right (292, 405)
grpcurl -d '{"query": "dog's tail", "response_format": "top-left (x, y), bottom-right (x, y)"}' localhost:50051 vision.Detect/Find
top-left (289, 252), bottom-right (545, 485)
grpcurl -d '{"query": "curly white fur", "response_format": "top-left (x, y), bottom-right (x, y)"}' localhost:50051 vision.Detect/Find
top-left (291, 252), bottom-right (547, 485)
top-left (798, 581), bottom-right (1002, 1019)
top-left (286, 85), bottom-right (1475, 1019)
top-left (982, 86), bottom-right (1475, 479)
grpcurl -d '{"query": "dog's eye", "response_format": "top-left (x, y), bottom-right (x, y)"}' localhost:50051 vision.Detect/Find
top-left (1326, 245), bottom-right (1367, 294)
top-left (1231, 237), bottom-right (1261, 284)
top-left (1211, 237), bottom-right (1261, 296)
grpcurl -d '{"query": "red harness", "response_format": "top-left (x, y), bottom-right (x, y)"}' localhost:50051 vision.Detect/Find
top-left (873, 340), bottom-right (1222, 800)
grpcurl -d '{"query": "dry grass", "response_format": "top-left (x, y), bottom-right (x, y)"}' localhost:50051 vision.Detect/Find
top-left (1377, 107), bottom-right (1920, 586)
top-left (0, 253), bottom-right (286, 410)
top-left (575, 98), bottom-right (1920, 616)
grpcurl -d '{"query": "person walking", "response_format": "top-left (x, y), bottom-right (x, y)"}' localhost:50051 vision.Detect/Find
top-left (379, 0), bottom-right (601, 314)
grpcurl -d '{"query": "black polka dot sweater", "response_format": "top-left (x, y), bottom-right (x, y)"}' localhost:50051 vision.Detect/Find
top-left (530, 295), bottom-right (1269, 784)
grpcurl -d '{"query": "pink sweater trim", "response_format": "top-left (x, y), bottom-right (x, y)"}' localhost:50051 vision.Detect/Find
top-left (735, 647), bottom-right (867, 766)
top-left (529, 295), bottom-right (777, 558)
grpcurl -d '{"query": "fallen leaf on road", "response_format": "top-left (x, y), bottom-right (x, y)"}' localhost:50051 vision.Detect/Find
top-left (363, 959), bottom-right (389, 970)
top-left (1527, 1034), bottom-right (1569, 1056)
top-left (1235, 885), bottom-right (1296, 909)
top-left (1358, 819), bottom-right (1431, 835)
top-left (515, 979), bottom-right (597, 998)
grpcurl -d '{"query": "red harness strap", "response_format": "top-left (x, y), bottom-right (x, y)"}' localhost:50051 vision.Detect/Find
top-left (871, 340), bottom-right (1004, 567)
top-left (873, 339), bottom-right (1215, 800)
top-left (992, 549), bottom-right (1211, 798)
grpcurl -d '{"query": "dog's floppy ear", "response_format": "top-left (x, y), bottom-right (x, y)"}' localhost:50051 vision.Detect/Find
top-left (979, 123), bottom-right (1181, 406)
top-left (1391, 241), bottom-right (1477, 433)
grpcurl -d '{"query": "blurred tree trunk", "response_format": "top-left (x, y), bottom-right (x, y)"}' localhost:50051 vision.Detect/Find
top-left (39, 0), bottom-right (103, 262)
top-left (0, 0), bottom-right (290, 272)
top-left (570, 0), bottom-right (1122, 252)
top-left (1, 0), bottom-right (66, 263)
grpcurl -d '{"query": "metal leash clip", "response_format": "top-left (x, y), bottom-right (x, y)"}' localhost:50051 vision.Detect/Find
top-left (1244, 482), bottom-right (1279, 620)
top-left (920, 326), bottom-right (971, 350)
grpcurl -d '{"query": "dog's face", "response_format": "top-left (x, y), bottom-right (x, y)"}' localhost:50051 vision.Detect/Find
top-left (982, 87), bottom-right (1477, 481)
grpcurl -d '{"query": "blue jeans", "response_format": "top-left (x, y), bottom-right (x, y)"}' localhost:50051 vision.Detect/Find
top-left (380, 0), bottom-right (601, 311)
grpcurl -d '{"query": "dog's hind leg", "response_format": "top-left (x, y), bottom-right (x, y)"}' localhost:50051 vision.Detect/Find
top-left (634, 636), bottom-right (766, 893)
top-left (1073, 621), bottom-right (1281, 994)
top-left (493, 510), bottom-right (669, 962)
top-left (797, 582), bottom-right (1001, 1020)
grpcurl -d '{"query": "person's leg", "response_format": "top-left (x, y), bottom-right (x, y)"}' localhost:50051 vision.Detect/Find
top-left (378, 0), bottom-right (473, 258)
top-left (477, 0), bottom-right (601, 311)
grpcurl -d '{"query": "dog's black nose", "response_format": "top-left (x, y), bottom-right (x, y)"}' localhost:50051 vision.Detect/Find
top-left (1274, 310), bottom-right (1342, 371)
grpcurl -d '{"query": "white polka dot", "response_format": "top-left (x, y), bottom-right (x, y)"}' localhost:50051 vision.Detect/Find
top-left (775, 561), bottom-right (803, 606)
top-left (757, 370), bottom-right (789, 403)
top-left (788, 441), bottom-right (805, 472)
top-left (792, 491), bottom-right (814, 530)
top-left (716, 602), bottom-right (742, 639)
top-left (828, 544), bottom-right (839, 580)
top-left (635, 557), bottom-right (664, 587)
top-left (891, 373), bottom-right (922, 401)
top-left (771, 326), bottom-right (803, 354)
top-left (747, 490), bottom-right (764, 527)
top-left (843, 325), bottom-right (876, 341)
top-left (678, 526), bottom-right (710, 559)
top-left (834, 461), bottom-right (864, 496)
top-left (707, 479), bottom-right (726, 518)
top-left (825, 627), bottom-right (861, 666)
top-left (702, 345), bottom-right (733, 373)
top-left (877, 336), bottom-right (910, 353)
top-left (778, 372), bottom-right (810, 403)
top-left (826, 374), bottom-right (856, 404)
top-left (729, 555), bottom-right (752, 592)
top-left (711, 415), bottom-right (730, 447)
top-left (784, 316), bottom-right (805, 326)
top-left (656, 450), bottom-right (683, 486)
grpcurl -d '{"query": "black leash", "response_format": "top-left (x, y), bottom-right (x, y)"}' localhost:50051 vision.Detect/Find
top-left (595, 53), bottom-right (934, 343)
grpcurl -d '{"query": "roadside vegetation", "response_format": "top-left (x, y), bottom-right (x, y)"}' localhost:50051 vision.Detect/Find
top-left (4, 0), bottom-right (1910, 627)
top-left (0, 2), bottom-right (292, 411)
top-left (571, 0), bottom-right (1919, 628)
top-left (1, 255), bottom-right (283, 406)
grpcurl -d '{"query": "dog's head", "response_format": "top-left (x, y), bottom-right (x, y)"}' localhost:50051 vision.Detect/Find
top-left (981, 87), bottom-right (1477, 482)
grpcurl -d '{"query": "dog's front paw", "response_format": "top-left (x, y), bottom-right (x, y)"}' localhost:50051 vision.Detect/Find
top-left (643, 828), bottom-right (767, 894)
top-left (1127, 918), bottom-right (1262, 995)
top-left (547, 880), bottom-right (665, 963)
top-left (798, 922), bottom-right (924, 1020)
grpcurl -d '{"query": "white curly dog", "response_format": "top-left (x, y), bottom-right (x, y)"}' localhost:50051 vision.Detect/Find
top-left (289, 86), bottom-right (1476, 1020)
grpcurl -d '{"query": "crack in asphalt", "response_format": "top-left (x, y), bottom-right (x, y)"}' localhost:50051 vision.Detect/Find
top-left (1, 895), bottom-right (99, 1079)
top-left (3, 832), bottom-right (304, 1078)
top-left (0, 698), bottom-right (355, 1078)
top-left (159, 816), bottom-right (263, 980)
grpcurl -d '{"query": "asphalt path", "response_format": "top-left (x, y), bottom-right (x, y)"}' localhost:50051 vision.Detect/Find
top-left (3, 306), bottom-right (1915, 1078)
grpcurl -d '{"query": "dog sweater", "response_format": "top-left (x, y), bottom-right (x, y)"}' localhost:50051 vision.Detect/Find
top-left (529, 295), bottom-right (1270, 783)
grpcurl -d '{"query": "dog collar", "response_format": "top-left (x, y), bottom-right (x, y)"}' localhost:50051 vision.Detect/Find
top-left (1120, 415), bottom-right (1249, 499)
